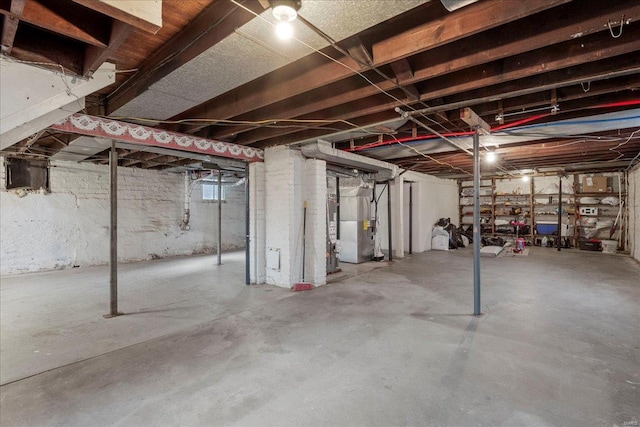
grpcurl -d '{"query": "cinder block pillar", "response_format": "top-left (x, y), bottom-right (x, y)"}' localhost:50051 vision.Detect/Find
top-left (263, 147), bottom-right (327, 288)
top-left (303, 158), bottom-right (327, 287)
top-left (249, 162), bottom-right (266, 284)
top-left (393, 175), bottom-right (404, 258)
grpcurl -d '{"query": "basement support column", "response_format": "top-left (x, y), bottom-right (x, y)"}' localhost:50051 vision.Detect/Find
top-left (472, 128), bottom-right (481, 315)
top-left (336, 177), bottom-right (340, 239)
top-left (105, 141), bottom-right (122, 318)
top-left (245, 163), bottom-right (250, 285)
top-left (557, 175), bottom-right (562, 251)
top-left (409, 182), bottom-right (413, 255)
top-left (387, 180), bottom-right (392, 261)
top-left (217, 169), bottom-right (222, 266)
top-left (460, 107), bottom-right (489, 317)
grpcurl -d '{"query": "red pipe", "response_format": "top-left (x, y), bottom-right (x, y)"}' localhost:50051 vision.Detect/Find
top-left (592, 99), bottom-right (640, 109)
top-left (348, 99), bottom-right (640, 152)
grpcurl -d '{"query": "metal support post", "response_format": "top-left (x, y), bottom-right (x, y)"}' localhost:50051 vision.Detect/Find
top-left (105, 141), bottom-right (122, 318)
top-left (336, 176), bottom-right (340, 239)
top-left (472, 128), bottom-right (481, 315)
top-left (217, 169), bottom-right (222, 266)
top-left (557, 176), bottom-right (562, 251)
top-left (409, 182), bottom-right (413, 254)
top-left (387, 180), bottom-right (392, 261)
top-left (245, 163), bottom-right (250, 285)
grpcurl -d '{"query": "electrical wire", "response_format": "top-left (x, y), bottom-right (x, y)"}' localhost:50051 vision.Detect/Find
top-left (228, 0), bottom-right (461, 140)
top-left (384, 134), bottom-right (472, 176)
top-left (103, 114), bottom-right (361, 128)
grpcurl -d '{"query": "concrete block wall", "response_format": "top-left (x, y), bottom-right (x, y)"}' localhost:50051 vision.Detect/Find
top-left (249, 162), bottom-right (266, 284)
top-left (0, 157), bottom-right (246, 275)
top-left (303, 158), bottom-right (327, 286)
top-left (263, 147), bottom-right (326, 288)
top-left (264, 146), bottom-right (300, 287)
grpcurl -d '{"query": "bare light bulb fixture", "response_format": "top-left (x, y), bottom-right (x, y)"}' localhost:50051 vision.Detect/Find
top-left (485, 151), bottom-right (497, 163)
top-left (270, 0), bottom-right (301, 40)
top-left (522, 175), bottom-right (530, 182)
top-left (276, 21), bottom-right (293, 40)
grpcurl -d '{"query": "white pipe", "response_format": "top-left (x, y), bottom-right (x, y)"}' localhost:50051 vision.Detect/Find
top-left (180, 171), bottom-right (191, 230)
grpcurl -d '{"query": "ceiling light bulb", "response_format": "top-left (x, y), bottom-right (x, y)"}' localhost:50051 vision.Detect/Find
top-left (522, 175), bottom-right (530, 182)
top-left (272, 4), bottom-right (297, 22)
top-left (485, 151), bottom-right (496, 163)
top-left (275, 21), bottom-right (293, 40)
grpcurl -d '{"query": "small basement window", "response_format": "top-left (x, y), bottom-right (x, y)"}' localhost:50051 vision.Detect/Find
top-left (5, 158), bottom-right (50, 191)
top-left (202, 182), bottom-right (226, 201)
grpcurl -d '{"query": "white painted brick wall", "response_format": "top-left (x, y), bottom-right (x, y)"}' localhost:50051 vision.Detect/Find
top-left (303, 158), bottom-right (327, 286)
top-left (263, 147), bottom-right (327, 288)
top-left (249, 162), bottom-right (266, 284)
top-left (0, 157), bottom-right (246, 274)
top-left (265, 146), bottom-right (298, 287)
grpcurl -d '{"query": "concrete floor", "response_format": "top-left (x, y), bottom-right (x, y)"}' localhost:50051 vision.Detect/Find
top-left (1, 248), bottom-right (638, 426)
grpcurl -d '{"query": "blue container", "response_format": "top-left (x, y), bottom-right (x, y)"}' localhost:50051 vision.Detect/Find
top-left (536, 223), bottom-right (558, 234)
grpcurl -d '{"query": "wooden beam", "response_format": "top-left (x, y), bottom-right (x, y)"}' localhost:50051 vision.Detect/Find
top-left (71, 0), bottom-right (161, 34)
top-left (10, 24), bottom-right (85, 75)
top-left (84, 20), bottom-right (133, 76)
top-left (184, 0), bottom-right (640, 142)
top-left (0, 0), bottom-right (25, 54)
top-left (167, 0), bottom-right (568, 131)
top-left (372, 0), bottom-right (571, 66)
top-left (106, 0), bottom-right (268, 114)
top-left (222, 46), bottom-right (640, 148)
top-left (344, 37), bottom-right (373, 69)
top-left (223, 26), bottom-right (640, 146)
top-left (390, 59), bottom-right (413, 82)
top-left (17, 0), bottom-right (110, 48)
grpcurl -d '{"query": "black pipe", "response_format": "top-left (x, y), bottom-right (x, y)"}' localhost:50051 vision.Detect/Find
top-left (409, 182), bottom-right (413, 254)
top-left (105, 141), bottom-right (121, 318)
top-left (336, 176), bottom-right (340, 239)
top-left (557, 176), bottom-right (562, 251)
top-left (387, 180), bottom-right (392, 261)
top-left (245, 163), bottom-right (250, 285)
top-left (472, 129), bottom-right (481, 316)
top-left (217, 169), bottom-right (222, 266)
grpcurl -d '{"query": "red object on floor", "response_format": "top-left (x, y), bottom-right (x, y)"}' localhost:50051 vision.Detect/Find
top-left (292, 283), bottom-right (313, 292)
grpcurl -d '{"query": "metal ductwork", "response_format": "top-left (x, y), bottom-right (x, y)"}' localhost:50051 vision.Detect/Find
top-left (299, 140), bottom-right (398, 182)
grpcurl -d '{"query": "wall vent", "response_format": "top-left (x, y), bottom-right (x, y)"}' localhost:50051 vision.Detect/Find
top-left (5, 158), bottom-right (50, 191)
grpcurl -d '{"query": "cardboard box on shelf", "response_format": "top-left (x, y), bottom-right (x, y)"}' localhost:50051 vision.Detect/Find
top-left (582, 176), bottom-right (608, 193)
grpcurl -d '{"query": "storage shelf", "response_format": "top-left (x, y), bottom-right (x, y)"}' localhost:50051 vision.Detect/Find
top-left (576, 192), bottom-right (626, 197)
top-left (534, 193), bottom-right (575, 196)
top-left (459, 175), bottom-right (627, 251)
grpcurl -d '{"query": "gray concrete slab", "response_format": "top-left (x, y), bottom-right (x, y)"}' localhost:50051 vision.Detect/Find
top-left (1, 248), bottom-right (639, 426)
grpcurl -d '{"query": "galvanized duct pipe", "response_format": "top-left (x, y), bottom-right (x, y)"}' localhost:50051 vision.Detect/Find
top-left (299, 140), bottom-right (398, 182)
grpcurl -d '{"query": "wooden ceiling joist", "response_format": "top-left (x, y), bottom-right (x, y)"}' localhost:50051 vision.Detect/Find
top-left (71, 0), bottom-right (162, 34)
top-left (190, 0), bottom-right (640, 143)
top-left (0, 0), bottom-right (25, 53)
top-left (106, 0), bottom-right (267, 113)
